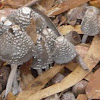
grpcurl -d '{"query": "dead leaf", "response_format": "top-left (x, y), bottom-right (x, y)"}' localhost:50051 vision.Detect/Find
top-left (20, 58), bottom-right (33, 74)
top-left (16, 65), bottom-right (65, 100)
top-left (84, 72), bottom-right (93, 81)
top-left (38, 0), bottom-right (55, 10)
top-left (89, 0), bottom-right (100, 8)
top-left (0, 96), bottom-right (2, 100)
top-left (16, 35), bottom-right (100, 100)
top-left (65, 62), bottom-right (78, 71)
top-left (58, 25), bottom-right (82, 35)
top-left (58, 16), bottom-right (67, 26)
top-left (76, 94), bottom-right (87, 100)
top-left (3, 0), bottom-right (26, 8)
top-left (26, 19), bottom-right (37, 44)
top-left (20, 73), bottom-right (34, 90)
top-left (75, 44), bottom-right (90, 59)
top-left (86, 67), bottom-right (100, 99)
top-left (5, 93), bottom-right (16, 100)
top-left (0, 2), bottom-right (4, 9)
top-left (47, 0), bottom-right (90, 16)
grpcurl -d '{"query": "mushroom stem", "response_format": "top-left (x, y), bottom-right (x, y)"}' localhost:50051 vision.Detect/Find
top-left (5, 64), bottom-right (18, 97)
top-left (12, 72), bottom-right (19, 95)
top-left (82, 34), bottom-right (88, 43)
top-left (76, 54), bottom-right (89, 70)
top-left (37, 69), bottom-right (43, 75)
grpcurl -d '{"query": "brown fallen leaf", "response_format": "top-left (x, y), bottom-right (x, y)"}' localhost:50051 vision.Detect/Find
top-left (3, 0), bottom-right (27, 8)
top-left (76, 94), bottom-right (87, 100)
top-left (26, 19), bottom-right (37, 44)
top-left (38, 0), bottom-right (55, 10)
top-left (5, 93), bottom-right (16, 100)
top-left (58, 25), bottom-right (82, 35)
top-left (16, 35), bottom-right (100, 100)
top-left (65, 62), bottom-right (78, 71)
top-left (16, 65), bottom-right (65, 100)
top-left (58, 16), bottom-right (67, 26)
top-left (20, 73), bottom-right (34, 90)
top-left (75, 44), bottom-right (90, 59)
top-left (20, 58), bottom-right (33, 74)
top-left (86, 67), bottom-right (100, 99)
top-left (84, 72), bottom-right (93, 81)
top-left (47, 0), bottom-right (90, 16)
top-left (89, 0), bottom-right (100, 8)
top-left (0, 96), bottom-right (2, 100)
top-left (0, 2), bottom-right (4, 9)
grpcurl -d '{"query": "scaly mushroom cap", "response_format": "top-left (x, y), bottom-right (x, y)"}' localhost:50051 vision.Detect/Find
top-left (53, 36), bottom-right (77, 64)
top-left (8, 7), bottom-right (47, 34)
top-left (42, 28), bottom-right (58, 52)
top-left (32, 35), bottom-right (52, 70)
top-left (0, 23), bottom-right (36, 65)
top-left (8, 7), bottom-right (33, 29)
top-left (81, 6), bottom-right (99, 36)
top-left (67, 7), bottom-right (87, 25)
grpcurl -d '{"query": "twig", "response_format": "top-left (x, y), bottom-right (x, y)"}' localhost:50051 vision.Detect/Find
top-left (24, 0), bottom-right (40, 7)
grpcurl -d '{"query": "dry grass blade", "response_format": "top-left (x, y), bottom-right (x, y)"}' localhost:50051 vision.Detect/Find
top-left (47, 0), bottom-right (90, 16)
top-left (16, 35), bottom-right (100, 100)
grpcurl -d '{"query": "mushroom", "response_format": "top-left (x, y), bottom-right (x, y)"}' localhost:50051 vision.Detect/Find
top-left (81, 6), bottom-right (99, 43)
top-left (53, 36), bottom-right (88, 70)
top-left (0, 21), bottom-right (37, 97)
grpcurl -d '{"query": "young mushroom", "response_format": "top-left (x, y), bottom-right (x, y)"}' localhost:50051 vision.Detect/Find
top-left (67, 6), bottom-right (87, 26)
top-left (64, 31), bottom-right (81, 45)
top-left (31, 34), bottom-right (52, 75)
top-left (81, 6), bottom-right (100, 43)
top-left (53, 36), bottom-right (88, 70)
top-left (8, 7), bottom-right (61, 36)
top-left (0, 21), bottom-right (37, 97)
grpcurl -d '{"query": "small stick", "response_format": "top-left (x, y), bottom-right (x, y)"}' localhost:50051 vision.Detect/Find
top-left (24, 0), bottom-right (40, 7)
top-left (5, 64), bottom-right (18, 97)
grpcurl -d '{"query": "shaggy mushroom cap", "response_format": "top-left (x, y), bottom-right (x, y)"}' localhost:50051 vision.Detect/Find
top-left (8, 7), bottom-right (34, 29)
top-left (0, 23), bottom-right (36, 65)
top-left (8, 7), bottom-right (47, 33)
top-left (32, 35), bottom-right (52, 70)
top-left (81, 6), bottom-right (99, 36)
top-left (53, 36), bottom-right (77, 64)
top-left (42, 28), bottom-right (58, 52)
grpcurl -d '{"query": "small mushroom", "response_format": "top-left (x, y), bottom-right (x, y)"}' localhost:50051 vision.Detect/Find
top-left (64, 31), bottom-right (81, 45)
top-left (31, 34), bottom-right (52, 75)
top-left (67, 6), bottom-right (87, 26)
top-left (51, 73), bottom-right (64, 84)
top-left (42, 28), bottom-right (58, 52)
top-left (61, 91), bottom-right (75, 100)
top-left (81, 6), bottom-right (100, 43)
top-left (72, 80), bottom-right (88, 96)
top-left (53, 36), bottom-right (88, 70)
top-left (8, 7), bottom-right (61, 36)
top-left (0, 22), bottom-right (37, 97)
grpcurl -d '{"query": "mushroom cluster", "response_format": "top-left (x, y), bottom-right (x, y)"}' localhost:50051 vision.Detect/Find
top-left (0, 7), bottom-right (89, 98)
